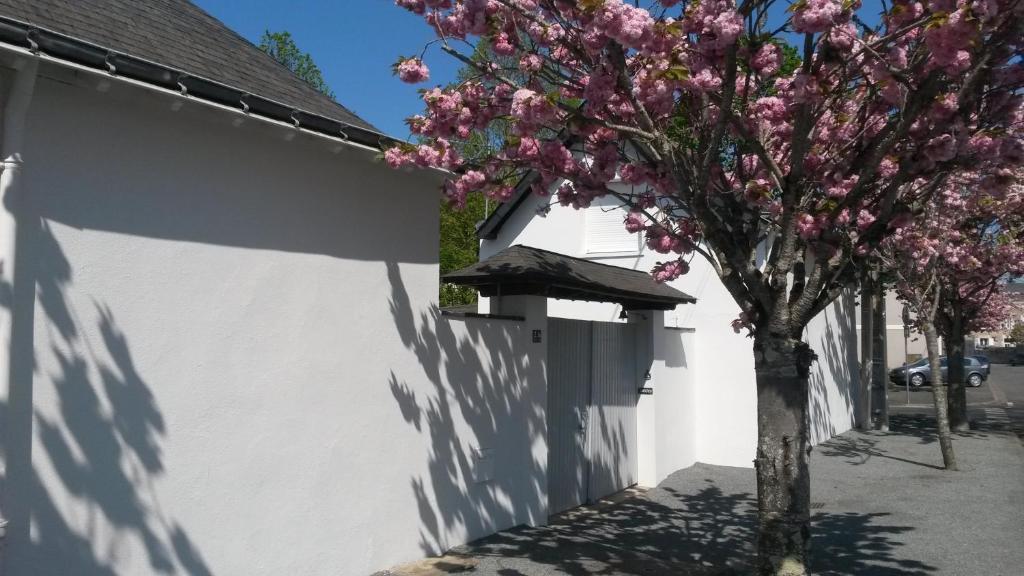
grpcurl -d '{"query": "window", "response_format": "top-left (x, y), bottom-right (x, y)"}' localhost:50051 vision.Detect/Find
top-left (979, 337), bottom-right (990, 347)
top-left (585, 196), bottom-right (642, 255)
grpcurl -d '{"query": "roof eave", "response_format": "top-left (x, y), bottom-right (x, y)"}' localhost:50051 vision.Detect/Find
top-left (0, 17), bottom-right (397, 153)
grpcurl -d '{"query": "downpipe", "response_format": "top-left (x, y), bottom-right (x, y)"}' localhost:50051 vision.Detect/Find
top-left (0, 53), bottom-right (39, 569)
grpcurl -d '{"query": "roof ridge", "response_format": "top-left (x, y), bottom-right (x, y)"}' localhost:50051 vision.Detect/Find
top-left (179, 0), bottom-right (363, 121)
top-left (508, 244), bottom-right (654, 276)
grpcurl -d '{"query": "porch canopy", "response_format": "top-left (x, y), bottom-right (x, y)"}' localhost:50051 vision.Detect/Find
top-left (443, 245), bottom-right (697, 311)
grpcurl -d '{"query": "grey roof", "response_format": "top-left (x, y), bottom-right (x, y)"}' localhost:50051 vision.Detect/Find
top-left (0, 0), bottom-right (377, 132)
top-left (444, 245), bottom-right (696, 311)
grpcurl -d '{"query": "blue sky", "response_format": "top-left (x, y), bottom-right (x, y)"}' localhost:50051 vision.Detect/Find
top-left (193, 1), bottom-right (462, 138)
top-left (193, 1), bottom-right (885, 139)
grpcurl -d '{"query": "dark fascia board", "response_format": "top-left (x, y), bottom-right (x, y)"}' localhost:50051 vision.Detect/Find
top-left (476, 171), bottom-right (537, 240)
top-left (0, 17), bottom-right (397, 152)
top-left (448, 277), bottom-right (691, 310)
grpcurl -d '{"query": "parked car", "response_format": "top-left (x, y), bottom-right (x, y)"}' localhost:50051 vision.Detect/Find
top-left (971, 355), bottom-right (991, 377)
top-left (1010, 353), bottom-right (1024, 366)
top-left (889, 356), bottom-right (988, 388)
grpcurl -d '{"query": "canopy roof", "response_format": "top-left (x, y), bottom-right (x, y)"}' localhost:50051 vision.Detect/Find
top-left (444, 245), bottom-right (696, 311)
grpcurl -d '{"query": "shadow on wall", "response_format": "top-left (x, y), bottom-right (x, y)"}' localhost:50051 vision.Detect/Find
top-left (386, 263), bottom-right (638, 557)
top-left (807, 292), bottom-right (859, 444)
top-left (386, 261), bottom-right (545, 555)
top-left (1, 219), bottom-right (212, 576)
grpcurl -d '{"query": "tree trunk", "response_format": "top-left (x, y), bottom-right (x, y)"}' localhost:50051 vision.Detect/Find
top-left (871, 283), bottom-right (889, 431)
top-left (754, 335), bottom-right (812, 576)
top-left (858, 276), bottom-right (874, 430)
top-left (945, 301), bottom-right (968, 431)
top-left (923, 322), bottom-right (958, 470)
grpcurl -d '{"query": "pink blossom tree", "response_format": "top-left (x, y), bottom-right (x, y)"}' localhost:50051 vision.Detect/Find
top-left (882, 179), bottom-right (1022, 468)
top-left (932, 185), bottom-right (1024, 429)
top-left (387, 1), bottom-right (1024, 573)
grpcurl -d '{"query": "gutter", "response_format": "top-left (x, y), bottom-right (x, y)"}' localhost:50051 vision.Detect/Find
top-left (0, 51), bottom-right (38, 559)
top-left (0, 16), bottom-right (398, 154)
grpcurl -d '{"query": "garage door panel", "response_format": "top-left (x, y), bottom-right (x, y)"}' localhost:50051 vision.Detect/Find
top-left (546, 319), bottom-right (591, 514)
top-left (589, 322), bottom-right (638, 500)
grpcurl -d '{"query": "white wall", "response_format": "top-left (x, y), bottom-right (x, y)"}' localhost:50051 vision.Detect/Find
top-left (481, 190), bottom-right (858, 471)
top-left (3, 67), bottom-right (544, 576)
top-left (654, 326), bottom-right (699, 483)
top-left (628, 312), bottom-right (698, 487)
top-left (805, 291), bottom-right (860, 444)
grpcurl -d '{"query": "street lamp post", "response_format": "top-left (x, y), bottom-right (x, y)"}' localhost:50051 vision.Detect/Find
top-left (903, 305), bottom-right (911, 405)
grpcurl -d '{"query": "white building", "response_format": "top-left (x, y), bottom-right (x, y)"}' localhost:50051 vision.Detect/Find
top-left (0, 2), bottom-right (862, 575)
top-left (0, 2), bottom-right (543, 575)
top-left (476, 189), bottom-right (861, 469)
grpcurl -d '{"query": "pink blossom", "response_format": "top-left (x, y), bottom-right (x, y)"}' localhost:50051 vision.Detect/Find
top-left (686, 68), bottom-right (723, 94)
top-left (395, 57), bottom-right (430, 83)
top-left (493, 32), bottom-right (515, 56)
top-left (384, 147), bottom-right (409, 168)
top-left (856, 210), bottom-right (876, 231)
top-left (753, 96), bottom-right (788, 123)
top-left (792, 0), bottom-right (845, 34)
top-left (519, 54), bottom-right (543, 72)
top-left (924, 9), bottom-right (975, 74)
top-left (624, 211), bottom-right (646, 233)
top-left (826, 175), bottom-right (859, 199)
top-left (878, 157), bottom-right (899, 178)
top-left (751, 44), bottom-right (782, 76)
top-left (646, 226), bottom-right (686, 254)
top-left (395, 0), bottom-right (426, 15)
top-left (652, 259), bottom-right (689, 283)
top-left (923, 133), bottom-right (957, 163)
top-left (797, 213), bottom-right (821, 239)
top-left (510, 88), bottom-right (555, 128)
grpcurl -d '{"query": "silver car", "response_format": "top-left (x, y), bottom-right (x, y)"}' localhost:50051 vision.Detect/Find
top-left (889, 356), bottom-right (987, 388)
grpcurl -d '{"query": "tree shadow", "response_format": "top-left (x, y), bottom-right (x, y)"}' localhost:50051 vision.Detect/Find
top-left (886, 413), bottom-right (991, 446)
top-left (1, 219), bottom-right (212, 575)
top-left (387, 263), bottom-right (642, 562)
top-left (386, 261), bottom-right (547, 556)
top-left (448, 464), bottom-right (936, 575)
top-left (816, 435), bottom-right (946, 470)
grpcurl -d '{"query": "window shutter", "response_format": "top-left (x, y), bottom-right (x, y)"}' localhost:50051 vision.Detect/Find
top-left (585, 197), bottom-right (641, 255)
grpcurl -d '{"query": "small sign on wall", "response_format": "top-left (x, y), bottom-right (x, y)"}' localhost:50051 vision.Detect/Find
top-left (639, 387), bottom-right (653, 395)
top-left (532, 329), bottom-right (542, 343)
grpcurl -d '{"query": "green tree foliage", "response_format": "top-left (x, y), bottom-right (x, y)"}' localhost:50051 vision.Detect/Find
top-left (1008, 321), bottom-right (1024, 343)
top-left (440, 192), bottom-right (486, 307)
top-left (258, 30), bottom-right (335, 99)
top-left (437, 40), bottom-right (519, 308)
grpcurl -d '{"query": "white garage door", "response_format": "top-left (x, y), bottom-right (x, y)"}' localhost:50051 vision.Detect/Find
top-left (547, 318), bottom-right (639, 514)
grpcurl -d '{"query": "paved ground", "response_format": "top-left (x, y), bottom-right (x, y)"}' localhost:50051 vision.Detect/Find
top-left (889, 364), bottom-right (1024, 443)
top-left (383, 368), bottom-right (1024, 575)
